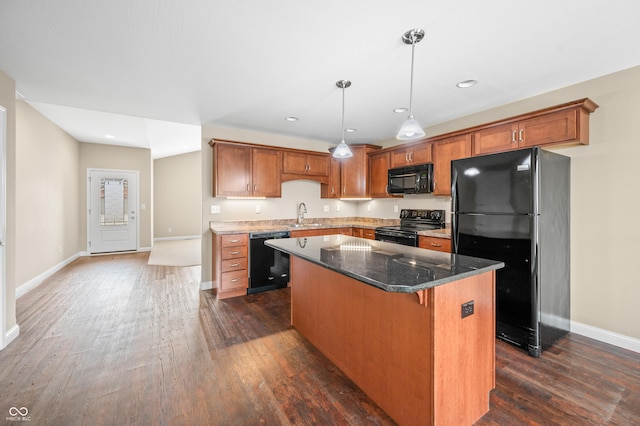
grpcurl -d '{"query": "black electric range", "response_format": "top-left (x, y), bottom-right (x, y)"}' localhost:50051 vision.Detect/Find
top-left (374, 209), bottom-right (446, 247)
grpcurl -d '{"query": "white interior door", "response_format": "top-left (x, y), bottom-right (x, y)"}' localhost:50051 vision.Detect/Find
top-left (0, 106), bottom-right (6, 349)
top-left (88, 169), bottom-right (138, 254)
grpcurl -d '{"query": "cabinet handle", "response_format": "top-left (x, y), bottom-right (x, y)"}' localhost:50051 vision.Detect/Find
top-left (230, 263), bottom-right (240, 267)
top-left (405, 152), bottom-right (409, 162)
top-left (331, 186), bottom-right (335, 194)
top-left (512, 130), bottom-right (517, 143)
top-left (409, 152), bottom-right (413, 162)
top-left (230, 278), bottom-right (240, 283)
top-left (229, 239), bottom-right (240, 243)
top-left (430, 243), bottom-right (442, 247)
top-left (519, 129), bottom-right (524, 142)
top-left (246, 184), bottom-right (250, 191)
top-left (229, 251), bottom-right (240, 255)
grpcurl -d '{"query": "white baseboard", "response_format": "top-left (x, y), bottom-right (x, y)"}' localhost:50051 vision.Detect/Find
top-left (154, 235), bottom-right (201, 242)
top-left (3, 324), bottom-right (20, 348)
top-left (16, 252), bottom-right (83, 298)
top-left (138, 246), bottom-right (152, 252)
top-left (200, 280), bottom-right (214, 291)
top-left (571, 321), bottom-right (640, 354)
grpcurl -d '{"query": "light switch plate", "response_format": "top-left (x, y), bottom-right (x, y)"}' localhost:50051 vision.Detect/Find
top-left (255, 205), bottom-right (261, 214)
top-left (323, 205), bottom-right (330, 212)
top-left (211, 205), bottom-right (220, 214)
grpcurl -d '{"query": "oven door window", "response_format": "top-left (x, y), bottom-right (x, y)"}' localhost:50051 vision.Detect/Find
top-left (388, 173), bottom-right (417, 193)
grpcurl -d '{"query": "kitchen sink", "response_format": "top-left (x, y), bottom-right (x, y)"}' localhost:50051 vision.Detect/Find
top-left (288, 223), bottom-right (323, 228)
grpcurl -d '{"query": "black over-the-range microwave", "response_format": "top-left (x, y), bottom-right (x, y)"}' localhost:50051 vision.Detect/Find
top-left (387, 163), bottom-right (434, 194)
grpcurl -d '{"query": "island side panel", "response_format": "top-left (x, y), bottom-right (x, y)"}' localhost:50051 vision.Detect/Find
top-left (290, 257), bottom-right (435, 426)
top-left (432, 271), bottom-right (496, 425)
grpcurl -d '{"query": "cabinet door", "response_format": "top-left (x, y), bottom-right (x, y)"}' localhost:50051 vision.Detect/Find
top-left (321, 157), bottom-right (341, 198)
top-left (340, 146), bottom-right (368, 198)
top-left (306, 153), bottom-right (330, 176)
top-left (518, 109), bottom-right (577, 148)
top-left (473, 122), bottom-right (519, 156)
top-left (432, 134), bottom-right (472, 196)
top-left (369, 151), bottom-right (391, 198)
top-left (282, 151), bottom-right (308, 174)
top-left (252, 148), bottom-right (281, 197)
top-left (214, 144), bottom-right (252, 196)
top-left (390, 143), bottom-right (431, 167)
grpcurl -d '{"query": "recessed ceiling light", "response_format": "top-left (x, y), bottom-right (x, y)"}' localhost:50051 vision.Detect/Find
top-left (456, 79), bottom-right (478, 88)
top-left (345, 128), bottom-right (357, 133)
top-left (105, 134), bottom-right (115, 139)
top-left (393, 107), bottom-right (408, 113)
top-left (284, 116), bottom-right (299, 122)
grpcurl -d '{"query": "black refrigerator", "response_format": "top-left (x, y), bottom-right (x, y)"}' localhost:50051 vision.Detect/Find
top-left (451, 147), bottom-right (570, 357)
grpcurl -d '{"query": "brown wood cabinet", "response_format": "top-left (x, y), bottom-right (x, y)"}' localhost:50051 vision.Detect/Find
top-left (368, 151), bottom-right (392, 198)
top-left (432, 134), bottom-right (472, 196)
top-left (211, 141), bottom-right (282, 197)
top-left (290, 227), bottom-right (352, 238)
top-left (352, 227), bottom-right (376, 239)
top-left (418, 235), bottom-right (451, 253)
top-left (213, 233), bottom-right (249, 299)
top-left (281, 150), bottom-right (330, 183)
top-left (472, 99), bottom-right (598, 156)
top-left (322, 145), bottom-right (381, 199)
top-left (389, 141), bottom-right (431, 168)
top-left (321, 157), bottom-right (342, 199)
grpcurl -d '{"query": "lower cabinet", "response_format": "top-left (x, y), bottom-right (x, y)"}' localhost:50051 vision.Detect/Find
top-left (213, 233), bottom-right (249, 299)
top-left (290, 227), bottom-right (352, 238)
top-left (418, 236), bottom-right (451, 253)
top-left (352, 227), bottom-right (375, 239)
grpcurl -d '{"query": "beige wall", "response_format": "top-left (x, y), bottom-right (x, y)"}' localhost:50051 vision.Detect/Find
top-left (79, 143), bottom-right (153, 249)
top-left (15, 101), bottom-right (81, 286)
top-left (0, 69), bottom-right (17, 334)
top-left (154, 151), bottom-right (202, 239)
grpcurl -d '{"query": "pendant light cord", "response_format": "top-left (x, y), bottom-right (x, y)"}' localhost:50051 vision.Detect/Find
top-left (341, 84), bottom-right (346, 142)
top-left (408, 34), bottom-right (416, 118)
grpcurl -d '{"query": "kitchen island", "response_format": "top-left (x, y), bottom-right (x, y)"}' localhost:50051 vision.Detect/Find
top-left (266, 235), bottom-right (504, 426)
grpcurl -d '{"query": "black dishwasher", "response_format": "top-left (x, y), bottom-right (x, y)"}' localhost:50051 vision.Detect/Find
top-left (248, 231), bottom-right (290, 294)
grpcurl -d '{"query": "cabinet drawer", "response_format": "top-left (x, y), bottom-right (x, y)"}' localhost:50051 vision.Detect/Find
top-left (221, 257), bottom-right (248, 272)
top-left (419, 236), bottom-right (451, 252)
top-left (220, 245), bottom-right (248, 260)
top-left (220, 270), bottom-right (248, 291)
top-left (221, 234), bottom-right (248, 247)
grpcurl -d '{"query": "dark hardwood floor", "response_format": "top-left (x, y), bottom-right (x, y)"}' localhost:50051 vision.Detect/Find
top-left (1, 253), bottom-right (638, 425)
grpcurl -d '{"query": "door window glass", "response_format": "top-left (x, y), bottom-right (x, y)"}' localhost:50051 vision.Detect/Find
top-left (100, 178), bottom-right (128, 226)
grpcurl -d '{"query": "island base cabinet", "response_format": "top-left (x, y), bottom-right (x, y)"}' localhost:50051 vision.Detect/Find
top-left (290, 257), bottom-right (495, 426)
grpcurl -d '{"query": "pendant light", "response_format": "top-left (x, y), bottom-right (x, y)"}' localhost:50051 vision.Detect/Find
top-left (332, 80), bottom-right (353, 159)
top-left (396, 28), bottom-right (426, 141)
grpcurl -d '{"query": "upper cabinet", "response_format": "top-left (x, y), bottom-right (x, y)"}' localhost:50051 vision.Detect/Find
top-left (368, 151), bottom-right (393, 198)
top-left (432, 134), bottom-right (472, 196)
top-left (281, 150), bottom-right (330, 183)
top-left (211, 141), bottom-right (282, 197)
top-left (389, 142), bottom-right (432, 168)
top-left (472, 98), bottom-right (598, 156)
top-left (322, 145), bottom-right (381, 198)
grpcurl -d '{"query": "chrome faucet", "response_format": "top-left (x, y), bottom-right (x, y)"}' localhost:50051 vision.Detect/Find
top-left (297, 202), bottom-right (307, 224)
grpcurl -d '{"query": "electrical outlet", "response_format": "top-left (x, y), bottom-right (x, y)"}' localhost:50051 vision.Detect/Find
top-left (367, 204), bottom-right (372, 211)
top-left (336, 203), bottom-right (341, 212)
top-left (394, 205), bottom-right (399, 213)
top-left (461, 300), bottom-right (474, 318)
top-left (168, 227), bottom-right (172, 233)
top-left (211, 205), bottom-right (220, 214)
top-left (255, 205), bottom-right (261, 214)
top-left (323, 205), bottom-right (330, 213)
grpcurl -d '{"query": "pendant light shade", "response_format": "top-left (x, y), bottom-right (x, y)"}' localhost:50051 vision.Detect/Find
top-left (333, 80), bottom-right (353, 159)
top-left (397, 28), bottom-right (426, 141)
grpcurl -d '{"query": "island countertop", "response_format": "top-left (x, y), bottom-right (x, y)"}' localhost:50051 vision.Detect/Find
top-left (266, 234), bottom-right (503, 293)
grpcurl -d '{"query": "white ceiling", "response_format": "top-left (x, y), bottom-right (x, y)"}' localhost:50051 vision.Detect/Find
top-left (2, 0), bottom-right (640, 158)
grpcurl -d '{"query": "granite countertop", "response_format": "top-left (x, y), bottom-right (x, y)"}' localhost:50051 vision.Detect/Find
top-left (209, 218), bottom-right (452, 239)
top-left (209, 218), bottom-right (400, 234)
top-left (266, 235), bottom-right (503, 293)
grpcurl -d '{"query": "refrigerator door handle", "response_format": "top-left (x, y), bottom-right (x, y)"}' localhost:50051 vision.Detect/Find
top-left (452, 214), bottom-right (459, 254)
